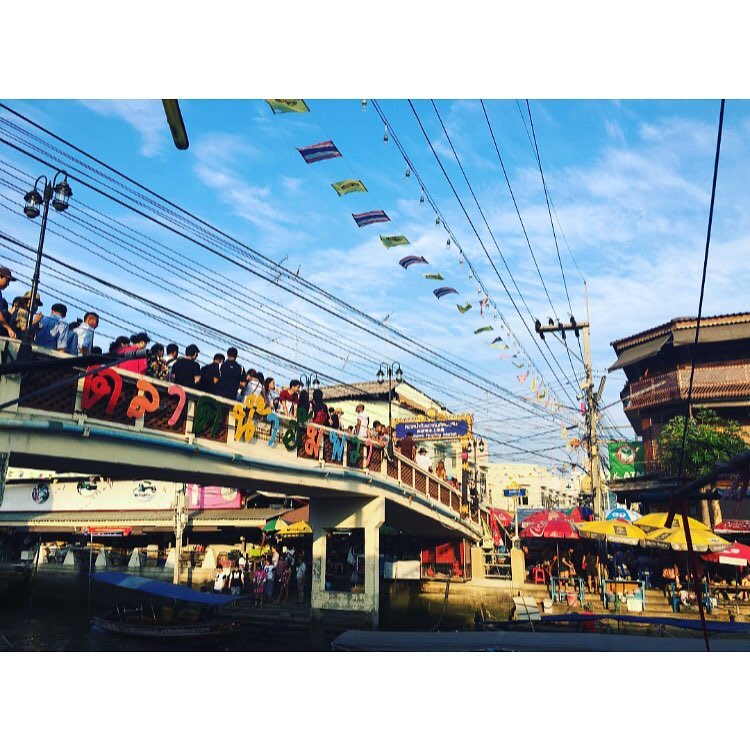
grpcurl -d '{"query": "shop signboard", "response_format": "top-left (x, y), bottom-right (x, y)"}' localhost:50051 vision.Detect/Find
top-left (394, 413), bottom-right (473, 442)
top-left (608, 441), bottom-right (645, 479)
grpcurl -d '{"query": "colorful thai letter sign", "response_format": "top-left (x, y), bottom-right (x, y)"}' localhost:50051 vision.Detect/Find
top-left (394, 417), bottom-right (472, 442)
top-left (608, 441), bottom-right (645, 479)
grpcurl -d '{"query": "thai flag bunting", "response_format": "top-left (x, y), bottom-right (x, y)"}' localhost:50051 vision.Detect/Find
top-left (398, 255), bottom-right (428, 269)
top-left (433, 286), bottom-right (458, 299)
top-left (296, 140), bottom-right (342, 164)
top-left (352, 210), bottom-right (390, 227)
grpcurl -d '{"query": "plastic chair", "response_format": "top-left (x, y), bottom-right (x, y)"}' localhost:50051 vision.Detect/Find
top-left (533, 566), bottom-right (546, 585)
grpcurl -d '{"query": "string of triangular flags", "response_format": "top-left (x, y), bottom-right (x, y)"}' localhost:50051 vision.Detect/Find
top-left (264, 98), bottom-right (568, 419)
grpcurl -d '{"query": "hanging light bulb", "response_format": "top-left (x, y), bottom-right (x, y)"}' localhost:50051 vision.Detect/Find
top-left (477, 284), bottom-right (483, 296)
top-left (446, 237), bottom-right (451, 248)
top-left (405, 166), bottom-right (411, 179)
top-left (361, 99), bottom-right (367, 111)
top-left (435, 215), bottom-right (440, 225)
top-left (468, 268), bottom-right (474, 280)
top-left (419, 189), bottom-right (425, 204)
top-left (493, 309), bottom-right (498, 320)
top-left (383, 125), bottom-right (389, 142)
top-left (458, 249), bottom-right (463, 265)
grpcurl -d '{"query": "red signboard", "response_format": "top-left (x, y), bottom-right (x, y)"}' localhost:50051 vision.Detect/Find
top-left (714, 519), bottom-right (750, 534)
top-left (86, 527), bottom-right (133, 537)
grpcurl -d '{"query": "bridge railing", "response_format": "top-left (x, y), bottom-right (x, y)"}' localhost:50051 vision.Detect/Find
top-left (0, 339), bottom-right (475, 528)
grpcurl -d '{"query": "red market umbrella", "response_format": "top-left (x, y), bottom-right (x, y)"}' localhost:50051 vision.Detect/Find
top-left (520, 518), bottom-right (580, 540)
top-left (703, 542), bottom-right (750, 567)
top-left (562, 506), bottom-right (595, 523)
top-left (520, 509), bottom-right (567, 529)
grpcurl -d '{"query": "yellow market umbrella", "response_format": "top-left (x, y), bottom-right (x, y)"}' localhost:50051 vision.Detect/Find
top-left (577, 519), bottom-right (646, 546)
top-left (634, 512), bottom-right (711, 534)
top-left (642, 525), bottom-right (729, 553)
top-left (277, 521), bottom-right (312, 538)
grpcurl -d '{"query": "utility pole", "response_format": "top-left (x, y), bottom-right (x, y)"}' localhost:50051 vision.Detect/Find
top-left (173, 486), bottom-right (188, 585)
top-left (534, 282), bottom-right (606, 519)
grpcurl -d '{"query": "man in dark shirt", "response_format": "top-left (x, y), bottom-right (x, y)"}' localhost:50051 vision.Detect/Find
top-left (197, 353), bottom-right (225, 393)
top-left (397, 431), bottom-right (417, 461)
top-left (170, 343), bottom-right (201, 388)
top-left (215, 347), bottom-right (246, 401)
top-left (0, 265), bottom-right (18, 339)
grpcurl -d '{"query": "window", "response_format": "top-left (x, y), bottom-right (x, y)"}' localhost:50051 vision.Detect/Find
top-left (324, 528), bottom-right (365, 593)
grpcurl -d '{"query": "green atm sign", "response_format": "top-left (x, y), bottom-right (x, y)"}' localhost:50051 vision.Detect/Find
top-left (608, 441), bottom-right (645, 479)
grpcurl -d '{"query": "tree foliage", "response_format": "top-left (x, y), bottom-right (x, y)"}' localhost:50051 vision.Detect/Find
top-left (657, 408), bottom-right (748, 478)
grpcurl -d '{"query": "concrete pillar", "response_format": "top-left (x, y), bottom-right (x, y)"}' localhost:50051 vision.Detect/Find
top-left (511, 547), bottom-right (526, 591)
top-left (470, 544), bottom-right (486, 581)
top-left (309, 495), bottom-right (385, 630)
top-left (700, 499), bottom-right (711, 528)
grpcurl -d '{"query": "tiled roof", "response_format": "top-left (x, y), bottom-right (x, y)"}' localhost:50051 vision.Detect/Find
top-left (321, 380), bottom-right (445, 412)
top-left (611, 312), bottom-right (750, 351)
top-left (321, 381), bottom-right (395, 400)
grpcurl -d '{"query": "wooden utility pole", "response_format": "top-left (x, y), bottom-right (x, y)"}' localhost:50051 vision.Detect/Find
top-left (534, 283), bottom-right (605, 519)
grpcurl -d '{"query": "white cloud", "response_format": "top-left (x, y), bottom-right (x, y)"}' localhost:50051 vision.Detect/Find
top-left (80, 100), bottom-right (166, 157)
top-left (190, 132), bottom-right (295, 242)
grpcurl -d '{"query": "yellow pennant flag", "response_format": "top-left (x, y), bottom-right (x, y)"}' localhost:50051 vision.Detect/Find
top-left (265, 99), bottom-right (310, 114)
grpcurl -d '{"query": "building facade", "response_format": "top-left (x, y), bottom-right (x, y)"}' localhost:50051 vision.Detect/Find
top-left (486, 462), bottom-right (583, 511)
top-left (322, 380), bottom-right (487, 489)
top-left (610, 312), bottom-right (750, 473)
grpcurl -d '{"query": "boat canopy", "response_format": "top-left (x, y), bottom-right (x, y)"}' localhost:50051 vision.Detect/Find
top-left (90, 572), bottom-right (237, 607)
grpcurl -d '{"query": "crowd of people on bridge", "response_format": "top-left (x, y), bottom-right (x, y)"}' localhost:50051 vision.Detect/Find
top-left (0, 262), bottom-right (465, 487)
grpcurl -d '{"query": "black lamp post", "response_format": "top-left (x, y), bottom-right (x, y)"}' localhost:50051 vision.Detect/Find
top-left (300, 372), bottom-right (320, 391)
top-left (466, 435), bottom-right (485, 510)
top-left (22, 171), bottom-right (72, 344)
top-left (376, 361), bottom-right (403, 461)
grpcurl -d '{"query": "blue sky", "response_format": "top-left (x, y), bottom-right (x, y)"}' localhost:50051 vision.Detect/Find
top-left (0, 98), bottom-right (744, 468)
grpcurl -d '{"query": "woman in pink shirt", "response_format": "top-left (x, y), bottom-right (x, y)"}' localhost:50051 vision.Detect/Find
top-left (116, 332), bottom-right (150, 374)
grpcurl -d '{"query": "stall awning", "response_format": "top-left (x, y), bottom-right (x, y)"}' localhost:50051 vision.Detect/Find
top-left (609, 333), bottom-right (671, 371)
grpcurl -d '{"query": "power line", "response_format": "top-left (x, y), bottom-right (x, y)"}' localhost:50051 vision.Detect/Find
top-left (0, 128), bottom-right (555, 421)
top-left (429, 100), bottom-right (581, 397)
top-left (402, 99), bottom-right (577, 407)
top-left (524, 100), bottom-right (586, 378)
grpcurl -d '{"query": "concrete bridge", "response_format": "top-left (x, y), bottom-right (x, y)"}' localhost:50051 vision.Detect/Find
top-left (0, 340), bottom-right (487, 626)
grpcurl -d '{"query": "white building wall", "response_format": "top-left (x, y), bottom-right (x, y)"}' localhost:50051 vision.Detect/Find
top-left (486, 462), bottom-right (582, 511)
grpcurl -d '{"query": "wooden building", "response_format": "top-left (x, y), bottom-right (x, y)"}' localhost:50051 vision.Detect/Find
top-left (608, 312), bottom-right (750, 517)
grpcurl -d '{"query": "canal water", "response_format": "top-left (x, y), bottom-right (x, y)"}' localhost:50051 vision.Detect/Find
top-left (0, 580), bottom-right (311, 652)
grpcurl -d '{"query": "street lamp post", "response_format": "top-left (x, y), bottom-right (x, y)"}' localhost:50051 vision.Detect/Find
top-left (376, 361), bottom-right (403, 462)
top-left (21, 171), bottom-right (72, 344)
top-left (467, 435), bottom-right (485, 510)
top-left (299, 372), bottom-right (320, 391)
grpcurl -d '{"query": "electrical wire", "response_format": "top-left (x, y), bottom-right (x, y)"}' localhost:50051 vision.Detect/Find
top-left (404, 100), bottom-right (578, 407)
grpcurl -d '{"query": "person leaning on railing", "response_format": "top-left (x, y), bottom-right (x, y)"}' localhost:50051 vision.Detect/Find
top-left (0, 265), bottom-right (18, 339)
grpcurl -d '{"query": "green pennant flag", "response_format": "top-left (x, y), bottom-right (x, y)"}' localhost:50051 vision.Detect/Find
top-left (474, 325), bottom-right (493, 334)
top-left (380, 235), bottom-right (410, 249)
top-left (424, 273), bottom-right (444, 281)
top-left (456, 302), bottom-right (473, 314)
top-left (331, 179), bottom-right (367, 197)
top-left (264, 99), bottom-right (310, 114)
